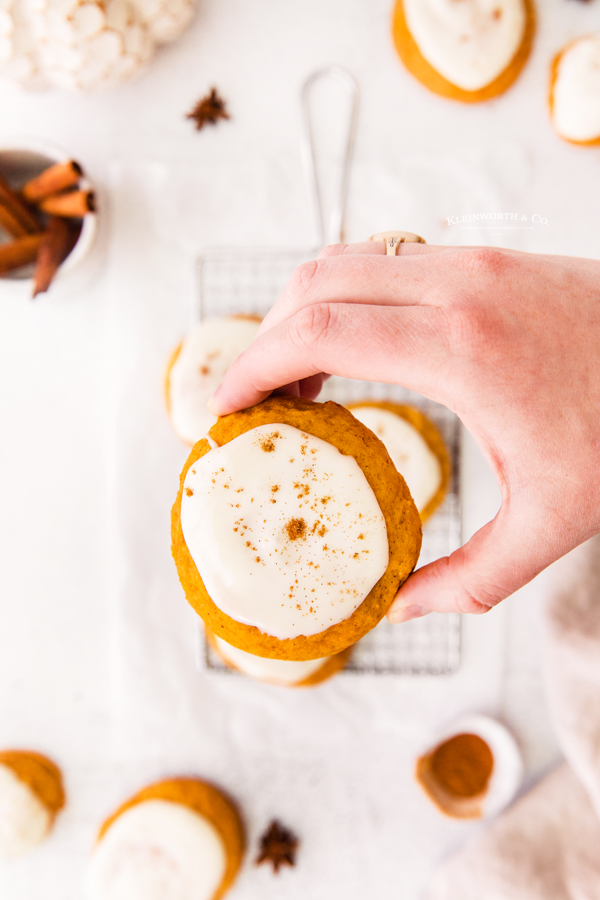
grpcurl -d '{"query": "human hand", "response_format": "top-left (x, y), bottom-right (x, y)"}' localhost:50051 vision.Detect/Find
top-left (208, 241), bottom-right (600, 622)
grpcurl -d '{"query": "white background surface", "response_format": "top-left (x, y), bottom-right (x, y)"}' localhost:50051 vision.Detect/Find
top-left (1, 0), bottom-right (599, 896)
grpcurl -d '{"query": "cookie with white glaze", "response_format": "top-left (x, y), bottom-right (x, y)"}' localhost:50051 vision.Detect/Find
top-left (347, 402), bottom-right (450, 523)
top-left (172, 396), bottom-right (422, 661)
top-left (550, 35), bottom-right (600, 145)
top-left (206, 629), bottom-right (352, 687)
top-left (392, 0), bottom-right (535, 103)
top-left (165, 315), bottom-right (261, 446)
top-left (0, 749), bottom-right (65, 858)
top-left (85, 778), bottom-right (244, 900)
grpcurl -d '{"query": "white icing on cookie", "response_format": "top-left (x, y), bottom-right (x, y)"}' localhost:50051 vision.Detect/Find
top-left (85, 799), bottom-right (227, 900)
top-left (552, 36), bottom-right (600, 143)
top-left (214, 635), bottom-right (330, 685)
top-left (0, 763), bottom-right (52, 858)
top-left (181, 424), bottom-right (389, 640)
top-left (168, 316), bottom-right (260, 445)
top-left (403, 0), bottom-right (527, 91)
top-left (350, 407), bottom-right (442, 515)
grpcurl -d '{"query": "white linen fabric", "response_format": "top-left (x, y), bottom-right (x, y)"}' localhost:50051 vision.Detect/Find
top-left (103, 160), bottom-right (515, 900)
top-left (426, 535), bottom-right (600, 900)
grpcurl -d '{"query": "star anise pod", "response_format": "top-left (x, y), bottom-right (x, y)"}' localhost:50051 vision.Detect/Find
top-left (256, 820), bottom-right (299, 873)
top-left (186, 88), bottom-right (230, 131)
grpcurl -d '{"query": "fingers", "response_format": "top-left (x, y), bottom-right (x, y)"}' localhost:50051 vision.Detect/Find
top-left (387, 502), bottom-right (548, 622)
top-left (257, 252), bottom-right (450, 337)
top-left (318, 241), bottom-right (449, 258)
top-left (297, 373), bottom-right (328, 400)
top-left (317, 241), bottom-right (522, 260)
top-left (271, 373), bottom-right (326, 402)
top-left (209, 302), bottom-right (448, 415)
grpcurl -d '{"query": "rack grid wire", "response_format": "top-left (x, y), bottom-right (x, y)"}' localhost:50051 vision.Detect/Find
top-left (195, 248), bottom-right (462, 676)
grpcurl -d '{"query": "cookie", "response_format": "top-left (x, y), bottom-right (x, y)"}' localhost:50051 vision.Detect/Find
top-left (347, 401), bottom-right (450, 523)
top-left (165, 315), bottom-right (261, 446)
top-left (206, 628), bottom-right (352, 687)
top-left (392, 0), bottom-right (534, 103)
top-left (86, 778), bottom-right (244, 900)
top-left (550, 35), bottom-right (600, 145)
top-left (172, 396), bottom-right (422, 661)
top-left (0, 749), bottom-right (65, 858)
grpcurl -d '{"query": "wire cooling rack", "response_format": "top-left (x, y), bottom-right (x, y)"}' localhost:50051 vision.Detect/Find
top-left (195, 248), bottom-right (462, 675)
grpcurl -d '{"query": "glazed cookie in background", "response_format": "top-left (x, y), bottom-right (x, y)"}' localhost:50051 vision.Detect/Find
top-left (550, 35), bottom-right (600, 145)
top-left (85, 778), bottom-right (244, 900)
top-left (165, 315), bottom-right (261, 446)
top-left (347, 402), bottom-right (450, 523)
top-left (0, 749), bottom-right (65, 858)
top-left (392, 0), bottom-right (534, 103)
top-left (207, 629), bottom-right (352, 687)
top-left (172, 396), bottom-right (422, 661)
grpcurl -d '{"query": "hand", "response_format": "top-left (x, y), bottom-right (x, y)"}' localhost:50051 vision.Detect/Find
top-left (209, 241), bottom-right (600, 622)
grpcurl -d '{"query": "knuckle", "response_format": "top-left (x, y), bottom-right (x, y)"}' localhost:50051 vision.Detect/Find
top-left (290, 302), bottom-right (339, 351)
top-left (457, 247), bottom-right (509, 277)
top-left (449, 549), bottom-right (508, 613)
top-left (455, 589), bottom-right (496, 615)
top-left (288, 259), bottom-right (320, 299)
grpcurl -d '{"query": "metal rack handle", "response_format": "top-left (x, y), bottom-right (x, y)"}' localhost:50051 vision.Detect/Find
top-left (300, 66), bottom-right (359, 249)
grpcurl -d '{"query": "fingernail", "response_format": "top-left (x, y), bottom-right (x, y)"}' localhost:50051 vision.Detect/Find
top-left (207, 386), bottom-right (222, 412)
top-left (387, 604), bottom-right (430, 625)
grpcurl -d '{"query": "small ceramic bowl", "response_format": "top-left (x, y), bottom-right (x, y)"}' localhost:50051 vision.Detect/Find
top-left (416, 714), bottom-right (524, 820)
top-left (0, 137), bottom-right (97, 291)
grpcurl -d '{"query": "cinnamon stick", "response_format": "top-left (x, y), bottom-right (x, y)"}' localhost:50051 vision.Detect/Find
top-left (39, 190), bottom-right (95, 217)
top-left (22, 160), bottom-right (83, 203)
top-left (0, 198), bottom-right (32, 238)
top-left (0, 173), bottom-right (41, 235)
top-left (32, 217), bottom-right (81, 298)
top-left (0, 233), bottom-right (44, 276)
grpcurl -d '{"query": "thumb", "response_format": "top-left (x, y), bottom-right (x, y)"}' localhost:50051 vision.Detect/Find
top-left (387, 503), bottom-right (547, 623)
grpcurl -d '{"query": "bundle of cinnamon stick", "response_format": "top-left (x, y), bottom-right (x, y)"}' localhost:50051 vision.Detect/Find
top-left (0, 159), bottom-right (95, 297)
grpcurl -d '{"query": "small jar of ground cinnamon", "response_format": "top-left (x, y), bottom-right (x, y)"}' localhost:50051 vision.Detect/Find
top-left (416, 732), bottom-right (494, 819)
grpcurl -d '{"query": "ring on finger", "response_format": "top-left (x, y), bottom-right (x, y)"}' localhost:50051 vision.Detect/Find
top-left (368, 230), bottom-right (427, 256)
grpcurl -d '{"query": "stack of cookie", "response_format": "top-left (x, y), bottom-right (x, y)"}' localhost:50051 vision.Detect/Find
top-left (164, 316), bottom-right (455, 686)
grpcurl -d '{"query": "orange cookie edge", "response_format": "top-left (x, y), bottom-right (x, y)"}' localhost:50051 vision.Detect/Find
top-left (96, 777), bottom-right (245, 900)
top-left (391, 0), bottom-right (535, 103)
top-left (171, 396), bottom-right (422, 660)
top-left (347, 401), bottom-right (450, 523)
top-left (206, 628), bottom-right (352, 687)
top-left (0, 750), bottom-right (65, 819)
top-left (549, 38), bottom-right (600, 146)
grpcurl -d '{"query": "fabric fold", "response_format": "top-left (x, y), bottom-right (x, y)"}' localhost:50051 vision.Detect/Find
top-left (426, 535), bottom-right (600, 900)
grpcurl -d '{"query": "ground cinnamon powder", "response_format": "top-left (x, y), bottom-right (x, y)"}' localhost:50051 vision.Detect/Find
top-left (429, 733), bottom-right (493, 798)
top-left (285, 518), bottom-right (306, 541)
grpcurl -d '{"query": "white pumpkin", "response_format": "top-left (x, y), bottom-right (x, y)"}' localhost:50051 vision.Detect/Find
top-left (0, 0), bottom-right (197, 89)
top-left (135, 0), bottom-right (197, 44)
top-left (0, 0), bottom-right (49, 88)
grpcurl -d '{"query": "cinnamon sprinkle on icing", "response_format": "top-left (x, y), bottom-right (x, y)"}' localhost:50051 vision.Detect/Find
top-left (285, 518), bottom-right (306, 541)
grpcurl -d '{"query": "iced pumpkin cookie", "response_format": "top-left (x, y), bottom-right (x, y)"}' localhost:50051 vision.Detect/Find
top-left (0, 749), bottom-right (65, 858)
top-left (85, 778), bottom-right (244, 900)
top-left (207, 629), bottom-right (352, 687)
top-left (172, 395), bottom-right (422, 661)
top-left (392, 0), bottom-right (534, 103)
top-left (550, 35), bottom-right (600, 145)
top-left (347, 402), bottom-right (450, 523)
top-left (165, 315), bottom-right (261, 446)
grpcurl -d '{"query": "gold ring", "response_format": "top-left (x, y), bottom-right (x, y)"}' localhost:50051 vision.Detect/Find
top-left (368, 230), bottom-right (427, 256)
